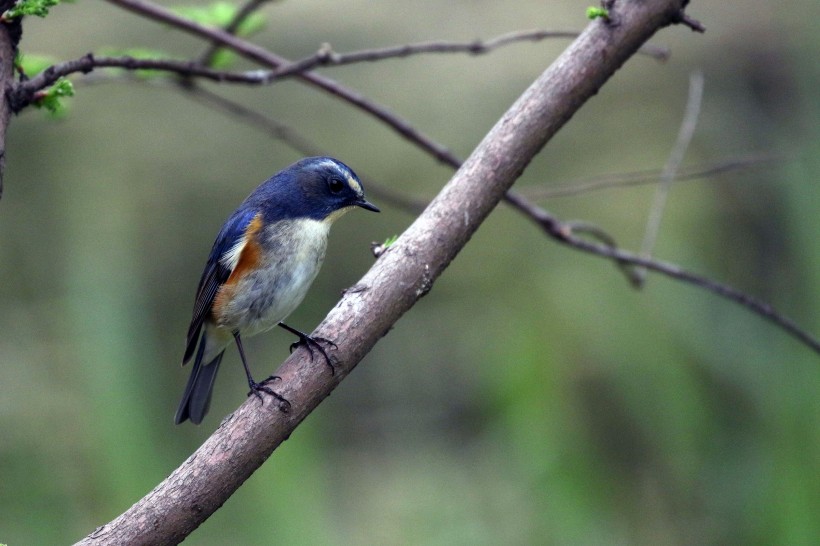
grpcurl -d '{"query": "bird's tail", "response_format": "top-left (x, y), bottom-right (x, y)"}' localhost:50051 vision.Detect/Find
top-left (174, 331), bottom-right (224, 425)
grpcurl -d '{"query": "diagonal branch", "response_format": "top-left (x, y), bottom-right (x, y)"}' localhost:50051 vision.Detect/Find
top-left (10, 28), bottom-right (612, 109)
top-left (98, 0), bottom-right (534, 166)
top-left (74, 1), bottom-right (693, 544)
top-left (503, 191), bottom-right (820, 354)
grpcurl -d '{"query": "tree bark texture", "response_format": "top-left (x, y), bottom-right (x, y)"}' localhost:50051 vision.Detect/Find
top-left (0, 4), bottom-right (21, 199)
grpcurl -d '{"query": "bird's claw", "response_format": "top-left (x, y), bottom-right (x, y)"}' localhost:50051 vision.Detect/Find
top-left (247, 376), bottom-right (291, 412)
top-left (290, 335), bottom-right (337, 375)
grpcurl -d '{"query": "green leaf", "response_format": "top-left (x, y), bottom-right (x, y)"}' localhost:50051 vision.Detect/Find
top-left (586, 6), bottom-right (610, 20)
top-left (3, 0), bottom-right (62, 19)
top-left (33, 77), bottom-right (74, 116)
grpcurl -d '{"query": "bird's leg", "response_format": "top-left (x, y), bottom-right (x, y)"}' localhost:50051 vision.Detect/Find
top-left (277, 322), bottom-right (337, 375)
top-left (233, 331), bottom-right (290, 411)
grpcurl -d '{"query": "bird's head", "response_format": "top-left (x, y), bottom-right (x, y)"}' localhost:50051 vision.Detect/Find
top-left (256, 157), bottom-right (379, 223)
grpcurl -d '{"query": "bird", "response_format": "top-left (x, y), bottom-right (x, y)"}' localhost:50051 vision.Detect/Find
top-left (174, 157), bottom-right (379, 425)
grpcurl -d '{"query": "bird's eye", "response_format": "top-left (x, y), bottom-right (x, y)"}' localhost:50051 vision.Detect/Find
top-left (328, 177), bottom-right (345, 194)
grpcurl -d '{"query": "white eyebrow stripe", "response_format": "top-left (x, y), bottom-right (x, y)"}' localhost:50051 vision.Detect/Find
top-left (318, 159), bottom-right (344, 171)
top-left (316, 158), bottom-right (361, 194)
top-left (347, 175), bottom-right (362, 194)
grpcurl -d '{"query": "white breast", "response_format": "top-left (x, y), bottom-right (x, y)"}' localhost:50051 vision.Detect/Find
top-left (216, 218), bottom-right (331, 336)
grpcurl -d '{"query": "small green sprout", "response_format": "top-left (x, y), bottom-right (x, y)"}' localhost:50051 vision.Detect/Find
top-left (371, 234), bottom-right (399, 258)
top-left (586, 6), bottom-right (610, 20)
top-left (3, 0), bottom-right (61, 20)
top-left (33, 77), bottom-right (74, 115)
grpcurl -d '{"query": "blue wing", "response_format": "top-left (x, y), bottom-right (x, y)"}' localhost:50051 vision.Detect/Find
top-left (182, 208), bottom-right (259, 364)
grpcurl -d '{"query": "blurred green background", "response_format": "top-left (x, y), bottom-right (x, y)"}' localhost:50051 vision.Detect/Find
top-left (1, 1), bottom-right (818, 544)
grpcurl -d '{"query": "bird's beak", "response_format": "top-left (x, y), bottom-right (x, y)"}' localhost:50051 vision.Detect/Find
top-left (356, 199), bottom-right (380, 213)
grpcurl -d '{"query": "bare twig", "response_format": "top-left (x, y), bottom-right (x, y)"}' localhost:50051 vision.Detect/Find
top-left (503, 191), bottom-right (820, 354)
top-left (673, 9), bottom-right (707, 32)
top-left (268, 30), bottom-right (668, 79)
top-left (183, 84), bottom-right (428, 213)
top-left (11, 29), bottom-right (582, 105)
top-left (520, 153), bottom-right (783, 200)
top-left (636, 69), bottom-right (704, 283)
top-left (12, 28), bottom-right (651, 112)
top-left (106, 0), bottom-right (462, 167)
top-left (9, 53), bottom-right (279, 110)
top-left (185, 84), bottom-right (322, 157)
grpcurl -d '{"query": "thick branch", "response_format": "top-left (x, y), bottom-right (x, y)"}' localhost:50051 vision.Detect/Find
top-left (75, 1), bottom-right (693, 544)
top-left (0, 9), bottom-right (19, 198)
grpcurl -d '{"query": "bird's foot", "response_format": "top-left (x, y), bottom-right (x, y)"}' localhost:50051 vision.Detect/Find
top-left (247, 375), bottom-right (291, 412)
top-left (289, 334), bottom-right (337, 375)
top-left (278, 322), bottom-right (338, 375)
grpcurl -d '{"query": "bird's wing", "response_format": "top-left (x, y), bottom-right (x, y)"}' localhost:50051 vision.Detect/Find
top-left (182, 208), bottom-right (260, 364)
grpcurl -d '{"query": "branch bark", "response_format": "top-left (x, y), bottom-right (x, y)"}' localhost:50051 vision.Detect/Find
top-left (0, 6), bottom-right (20, 199)
top-left (76, 1), bottom-right (696, 543)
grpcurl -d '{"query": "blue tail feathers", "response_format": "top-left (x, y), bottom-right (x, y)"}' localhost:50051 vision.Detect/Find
top-left (174, 332), bottom-right (224, 425)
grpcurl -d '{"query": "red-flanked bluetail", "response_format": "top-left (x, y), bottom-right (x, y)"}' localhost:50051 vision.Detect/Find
top-left (175, 157), bottom-right (379, 425)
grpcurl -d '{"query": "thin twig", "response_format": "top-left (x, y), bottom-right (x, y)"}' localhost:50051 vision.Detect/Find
top-left (503, 190), bottom-right (820, 355)
top-left (183, 84), bottom-right (428, 213)
top-left (636, 69), bottom-right (704, 284)
top-left (8, 53), bottom-right (277, 110)
top-left (269, 30), bottom-right (668, 79)
top-left (11, 28), bottom-right (653, 112)
top-left (520, 153), bottom-right (783, 200)
top-left (673, 9), bottom-right (707, 32)
top-left (105, 0), bottom-right (462, 167)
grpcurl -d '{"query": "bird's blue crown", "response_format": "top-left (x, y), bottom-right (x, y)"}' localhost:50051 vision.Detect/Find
top-left (244, 157), bottom-right (368, 222)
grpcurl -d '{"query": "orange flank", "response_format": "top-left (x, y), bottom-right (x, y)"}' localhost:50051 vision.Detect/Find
top-left (212, 214), bottom-right (264, 321)
top-left (226, 214), bottom-right (264, 284)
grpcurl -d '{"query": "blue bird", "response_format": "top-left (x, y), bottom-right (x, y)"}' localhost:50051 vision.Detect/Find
top-left (175, 157), bottom-right (379, 425)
